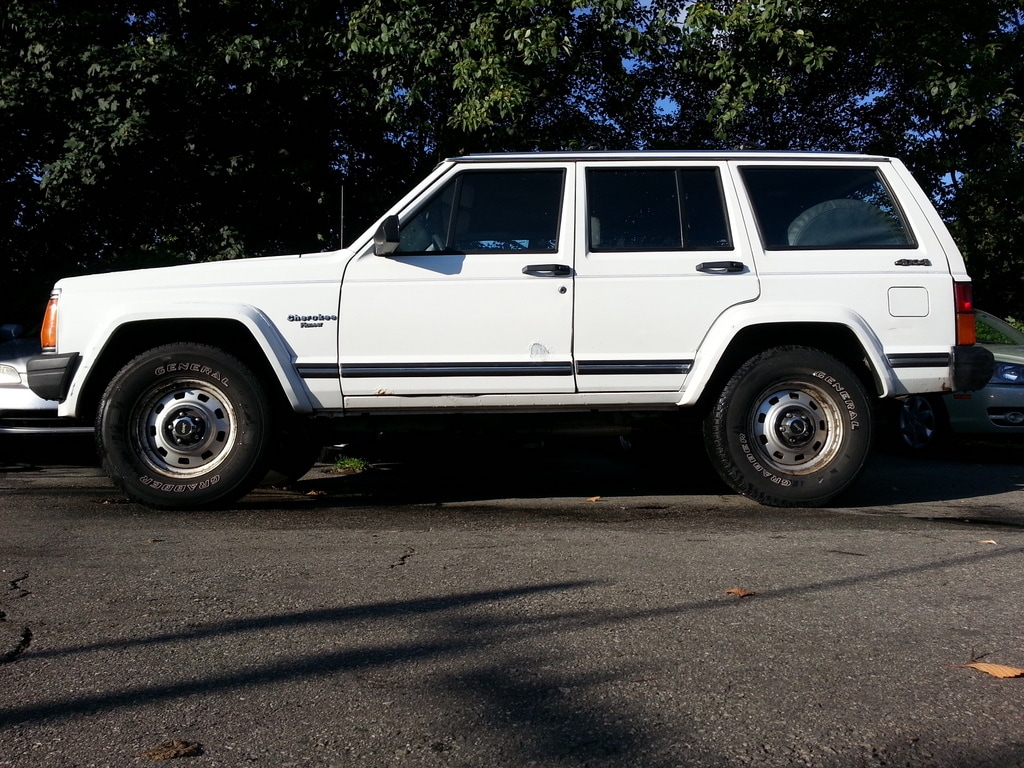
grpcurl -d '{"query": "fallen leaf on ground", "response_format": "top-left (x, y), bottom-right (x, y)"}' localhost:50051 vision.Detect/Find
top-left (725, 587), bottom-right (756, 598)
top-left (959, 662), bottom-right (1024, 679)
top-left (139, 740), bottom-right (203, 760)
top-left (586, 496), bottom-right (601, 502)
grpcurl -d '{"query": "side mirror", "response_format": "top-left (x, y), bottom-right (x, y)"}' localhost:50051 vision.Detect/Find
top-left (373, 215), bottom-right (400, 256)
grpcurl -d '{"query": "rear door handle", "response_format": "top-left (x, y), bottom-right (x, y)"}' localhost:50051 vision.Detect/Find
top-left (523, 264), bottom-right (572, 276)
top-left (696, 261), bottom-right (746, 274)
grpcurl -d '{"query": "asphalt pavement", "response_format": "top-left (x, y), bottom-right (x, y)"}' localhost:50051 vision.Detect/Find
top-left (1, 436), bottom-right (1023, 767)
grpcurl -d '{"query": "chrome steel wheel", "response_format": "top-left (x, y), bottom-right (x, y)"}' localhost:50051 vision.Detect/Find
top-left (134, 381), bottom-right (236, 475)
top-left (749, 383), bottom-right (844, 474)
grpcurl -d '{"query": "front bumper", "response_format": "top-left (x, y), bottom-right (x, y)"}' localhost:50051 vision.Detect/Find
top-left (946, 384), bottom-right (1024, 434)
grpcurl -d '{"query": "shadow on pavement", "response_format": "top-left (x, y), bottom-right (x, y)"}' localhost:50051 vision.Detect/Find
top-left (0, 433), bottom-right (98, 468)
top-left (5, 558), bottom-right (1024, 766)
top-left (3, 430), bottom-right (1021, 515)
top-left (278, 434), bottom-right (1024, 512)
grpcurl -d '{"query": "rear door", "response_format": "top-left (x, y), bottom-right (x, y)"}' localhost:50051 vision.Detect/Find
top-left (572, 161), bottom-right (760, 393)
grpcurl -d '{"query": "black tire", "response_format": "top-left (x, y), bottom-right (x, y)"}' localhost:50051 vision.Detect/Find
top-left (894, 394), bottom-right (949, 454)
top-left (96, 344), bottom-right (272, 509)
top-left (703, 346), bottom-right (873, 507)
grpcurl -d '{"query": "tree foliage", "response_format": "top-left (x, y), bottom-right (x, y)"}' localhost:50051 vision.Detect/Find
top-left (1, 0), bottom-right (1022, 322)
top-left (343, 0), bottom-right (671, 154)
top-left (2, 1), bottom-right (359, 318)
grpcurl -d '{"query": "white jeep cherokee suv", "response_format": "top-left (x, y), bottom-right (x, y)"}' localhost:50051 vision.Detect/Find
top-left (27, 151), bottom-right (994, 509)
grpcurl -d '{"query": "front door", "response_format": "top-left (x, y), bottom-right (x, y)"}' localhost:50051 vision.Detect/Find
top-left (338, 163), bottom-right (576, 397)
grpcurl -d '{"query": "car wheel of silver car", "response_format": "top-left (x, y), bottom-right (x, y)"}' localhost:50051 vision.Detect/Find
top-left (704, 346), bottom-right (873, 507)
top-left (96, 343), bottom-right (272, 509)
top-left (896, 394), bottom-right (948, 452)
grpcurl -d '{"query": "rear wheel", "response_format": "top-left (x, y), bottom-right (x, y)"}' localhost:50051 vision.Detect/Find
top-left (703, 346), bottom-right (873, 507)
top-left (96, 344), bottom-right (272, 509)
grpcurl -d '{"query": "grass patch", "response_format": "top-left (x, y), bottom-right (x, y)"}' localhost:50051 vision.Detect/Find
top-left (332, 454), bottom-right (370, 474)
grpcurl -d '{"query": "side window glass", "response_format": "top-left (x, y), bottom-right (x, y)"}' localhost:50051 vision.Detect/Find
top-left (396, 181), bottom-right (456, 253)
top-left (588, 169), bottom-right (680, 250)
top-left (679, 169), bottom-right (733, 249)
top-left (395, 169), bottom-right (563, 254)
top-left (587, 168), bottom-right (731, 251)
top-left (741, 167), bottom-right (915, 249)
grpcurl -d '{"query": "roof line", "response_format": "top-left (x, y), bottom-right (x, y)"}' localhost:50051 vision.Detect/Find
top-left (451, 150), bottom-right (892, 163)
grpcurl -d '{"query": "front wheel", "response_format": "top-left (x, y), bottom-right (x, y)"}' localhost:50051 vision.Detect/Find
top-left (96, 344), bottom-right (272, 509)
top-left (703, 346), bottom-right (873, 507)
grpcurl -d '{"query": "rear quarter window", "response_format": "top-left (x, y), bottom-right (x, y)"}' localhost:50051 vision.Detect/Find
top-left (740, 166), bottom-right (915, 250)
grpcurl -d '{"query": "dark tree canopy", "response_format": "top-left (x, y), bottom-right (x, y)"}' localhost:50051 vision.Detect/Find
top-left (2, 0), bottom-right (1021, 323)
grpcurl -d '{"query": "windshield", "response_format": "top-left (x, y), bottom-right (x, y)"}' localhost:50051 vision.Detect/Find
top-left (976, 310), bottom-right (1024, 345)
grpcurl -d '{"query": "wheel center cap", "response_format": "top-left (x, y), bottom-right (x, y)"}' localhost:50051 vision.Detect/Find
top-left (168, 413), bottom-right (206, 445)
top-left (777, 411), bottom-right (814, 444)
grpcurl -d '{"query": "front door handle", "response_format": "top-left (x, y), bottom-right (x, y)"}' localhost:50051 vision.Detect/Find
top-left (696, 261), bottom-right (746, 274)
top-left (523, 264), bottom-right (572, 276)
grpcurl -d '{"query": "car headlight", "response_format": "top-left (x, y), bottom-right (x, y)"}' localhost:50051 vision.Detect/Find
top-left (0, 363), bottom-right (23, 386)
top-left (991, 362), bottom-right (1024, 385)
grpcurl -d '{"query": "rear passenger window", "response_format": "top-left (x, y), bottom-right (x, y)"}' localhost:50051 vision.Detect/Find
top-left (396, 169), bottom-right (564, 254)
top-left (587, 168), bottom-right (732, 251)
top-left (741, 167), bottom-right (915, 249)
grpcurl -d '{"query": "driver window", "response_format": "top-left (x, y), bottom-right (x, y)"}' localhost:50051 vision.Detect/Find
top-left (397, 181), bottom-right (456, 253)
top-left (395, 169), bottom-right (563, 254)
